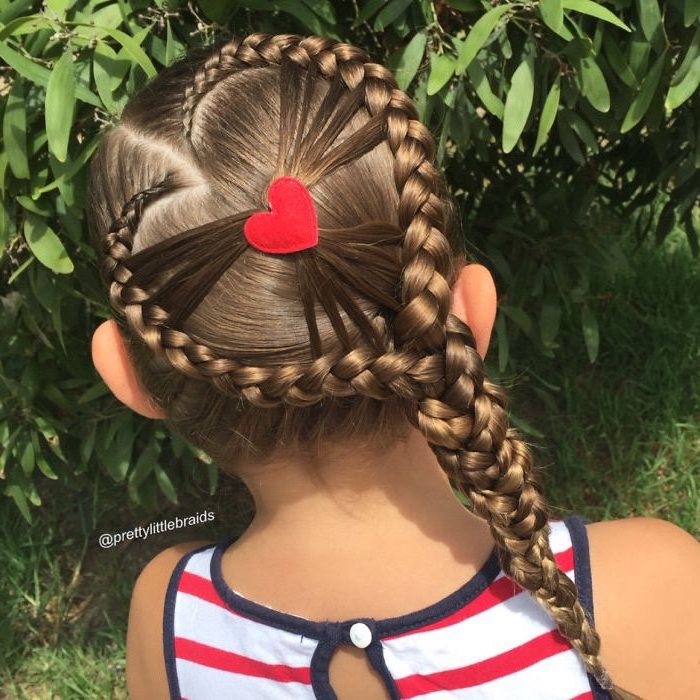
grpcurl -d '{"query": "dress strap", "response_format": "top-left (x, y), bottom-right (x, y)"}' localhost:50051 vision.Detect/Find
top-left (563, 514), bottom-right (613, 700)
top-left (162, 543), bottom-right (217, 700)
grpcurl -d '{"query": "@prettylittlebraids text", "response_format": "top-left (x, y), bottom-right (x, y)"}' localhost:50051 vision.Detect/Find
top-left (98, 510), bottom-right (215, 549)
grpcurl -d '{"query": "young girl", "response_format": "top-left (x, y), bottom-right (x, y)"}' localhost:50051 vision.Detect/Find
top-left (88, 33), bottom-right (699, 700)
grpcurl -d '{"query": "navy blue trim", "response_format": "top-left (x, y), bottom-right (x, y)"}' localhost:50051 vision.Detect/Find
top-left (308, 619), bottom-right (401, 700)
top-left (310, 626), bottom-right (342, 700)
top-left (163, 543), bottom-right (217, 700)
top-left (563, 515), bottom-right (612, 700)
top-left (210, 537), bottom-right (501, 640)
top-left (564, 515), bottom-right (595, 625)
top-left (365, 638), bottom-right (401, 700)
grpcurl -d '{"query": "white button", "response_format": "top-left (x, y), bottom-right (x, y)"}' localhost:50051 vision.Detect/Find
top-left (349, 622), bottom-right (372, 648)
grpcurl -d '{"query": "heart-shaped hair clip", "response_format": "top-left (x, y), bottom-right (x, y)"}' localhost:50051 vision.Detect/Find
top-left (244, 177), bottom-right (318, 254)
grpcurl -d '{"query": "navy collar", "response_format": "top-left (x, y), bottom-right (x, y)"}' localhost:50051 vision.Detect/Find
top-left (209, 537), bottom-right (502, 641)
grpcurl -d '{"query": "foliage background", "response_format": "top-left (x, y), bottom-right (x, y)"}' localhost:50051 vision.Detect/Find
top-left (0, 0), bottom-right (698, 520)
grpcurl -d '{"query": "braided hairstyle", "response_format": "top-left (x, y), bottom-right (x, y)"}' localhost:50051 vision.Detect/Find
top-left (88, 33), bottom-right (633, 698)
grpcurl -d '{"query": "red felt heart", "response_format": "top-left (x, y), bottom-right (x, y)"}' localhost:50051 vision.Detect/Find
top-left (244, 177), bottom-right (318, 254)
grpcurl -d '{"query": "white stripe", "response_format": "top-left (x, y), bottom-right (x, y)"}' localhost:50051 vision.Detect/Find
top-left (548, 519), bottom-right (574, 553)
top-left (403, 648), bottom-right (591, 699)
top-left (174, 592), bottom-right (317, 668)
top-left (382, 582), bottom-right (568, 676)
top-left (175, 658), bottom-right (314, 700)
top-left (183, 548), bottom-right (215, 579)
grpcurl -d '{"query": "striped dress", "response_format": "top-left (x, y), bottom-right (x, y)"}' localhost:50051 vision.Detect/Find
top-left (163, 515), bottom-right (611, 699)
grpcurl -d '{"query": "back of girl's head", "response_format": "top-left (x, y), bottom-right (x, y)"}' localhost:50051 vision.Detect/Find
top-left (88, 33), bottom-right (464, 469)
top-left (88, 32), bottom-right (625, 696)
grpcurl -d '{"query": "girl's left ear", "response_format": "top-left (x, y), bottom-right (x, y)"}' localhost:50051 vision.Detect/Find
top-left (449, 264), bottom-right (497, 360)
top-left (91, 319), bottom-right (167, 419)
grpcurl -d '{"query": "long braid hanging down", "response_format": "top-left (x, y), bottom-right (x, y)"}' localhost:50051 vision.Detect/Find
top-left (100, 33), bottom-right (637, 698)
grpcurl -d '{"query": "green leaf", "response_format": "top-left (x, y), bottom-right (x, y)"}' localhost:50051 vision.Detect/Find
top-left (500, 304), bottom-right (533, 335)
top-left (0, 41), bottom-right (100, 106)
top-left (427, 53), bottom-right (456, 95)
top-left (392, 30), bottom-right (427, 91)
top-left (666, 34), bottom-right (700, 111)
top-left (0, 0), bottom-right (36, 25)
top-left (621, 50), bottom-right (666, 133)
top-left (78, 381), bottom-right (110, 404)
top-left (45, 49), bottom-right (76, 163)
top-left (509, 413), bottom-right (545, 438)
top-left (578, 55), bottom-right (610, 112)
top-left (502, 55), bottom-right (535, 154)
top-left (23, 213), bottom-right (74, 274)
top-left (99, 413), bottom-right (133, 482)
top-left (636, 0), bottom-right (663, 47)
top-left (539, 0), bottom-right (564, 32)
top-left (353, 0), bottom-right (389, 26)
top-left (683, 209), bottom-right (699, 256)
top-left (128, 440), bottom-right (160, 492)
top-left (534, 75), bottom-right (560, 155)
top-left (75, 24), bottom-right (156, 77)
top-left (47, 0), bottom-right (74, 13)
top-left (6, 484), bottom-right (32, 523)
top-left (655, 200), bottom-right (676, 244)
top-left (164, 19), bottom-right (177, 65)
top-left (685, 0), bottom-right (700, 26)
top-left (666, 55), bottom-right (700, 110)
top-left (33, 130), bottom-right (102, 197)
top-left (19, 439), bottom-right (35, 476)
top-left (2, 78), bottom-right (29, 179)
top-left (557, 112), bottom-right (585, 163)
top-left (603, 33), bottom-right (638, 88)
top-left (467, 60), bottom-right (504, 118)
top-left (671, 27), bottom-right (700, 86)
top-left (0, 14), bottom-right (52, 40)
top-left (540, 297), bottom-right (562, 346)
top-left (80, 422), bottom-right (97, 467)
top-left (374, 0), bottom-right (413, 30)
top-left (561, 0), bottom-right (631, 32)
top-left (563, 110), bottom-right (599, 153)
top-left (302, 0), bottom-right (337, 24)
top-left (456, 4), bottom-right (513, 74)
top-left (154, 463), bottom-right (178, 504)
top-left (581, 305), bottom-right (599, 363)
top-left (275, 0), bottom-right (324, 33)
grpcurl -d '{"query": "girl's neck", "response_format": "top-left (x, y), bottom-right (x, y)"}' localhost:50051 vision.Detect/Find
top-left (232, 426), bottom-right (493, 563)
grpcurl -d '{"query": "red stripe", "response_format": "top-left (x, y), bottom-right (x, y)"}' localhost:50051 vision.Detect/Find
top-left (175, 637), bottom-right (311, 684)
top-left (385, 546), bottom-right (575, 640)
top-left (396, 628), bottom-right (573, 698)
top-left (570, 693), bottom-right (594, 699)
top-left (178, 572), bottom-right (229, 609)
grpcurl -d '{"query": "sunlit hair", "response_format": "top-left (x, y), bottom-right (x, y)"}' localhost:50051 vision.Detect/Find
top-left (88, 33), bottom-right (635, 698)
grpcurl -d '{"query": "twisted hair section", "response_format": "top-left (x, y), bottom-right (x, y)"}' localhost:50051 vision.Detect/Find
top-left (90, 32), bottom-right (637, 698)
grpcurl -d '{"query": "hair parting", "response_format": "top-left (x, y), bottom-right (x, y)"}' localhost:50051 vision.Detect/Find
top-left (88, 32), bottom-right (642, 699)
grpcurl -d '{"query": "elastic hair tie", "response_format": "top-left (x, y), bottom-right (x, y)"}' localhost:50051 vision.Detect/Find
top-left (244, 176), bottom-right (319, 254)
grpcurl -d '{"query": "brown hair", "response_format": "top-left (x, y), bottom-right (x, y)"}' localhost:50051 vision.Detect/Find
top-left (88, 33), bottom-right (635, 699)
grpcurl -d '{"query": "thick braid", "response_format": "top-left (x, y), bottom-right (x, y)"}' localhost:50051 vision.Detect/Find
top-left (384, 100), bottom-right (618, 691)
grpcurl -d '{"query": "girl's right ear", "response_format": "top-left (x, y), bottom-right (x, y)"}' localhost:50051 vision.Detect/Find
top-left (91, 319), bottom-right (167, 419)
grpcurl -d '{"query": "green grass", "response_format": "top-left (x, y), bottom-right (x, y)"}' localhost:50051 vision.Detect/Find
top-left (0, 471), bottom-right (252, 699)
top-left (510, 230), bottom-right (700, 537)
top-left (1, 223), bottom-right (698, 696)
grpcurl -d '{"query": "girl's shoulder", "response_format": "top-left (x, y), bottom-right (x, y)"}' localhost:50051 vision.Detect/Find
top-left (126, 540), bottom-right (214, 700)
top-left (585, 516), bottom-right (700, 698)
